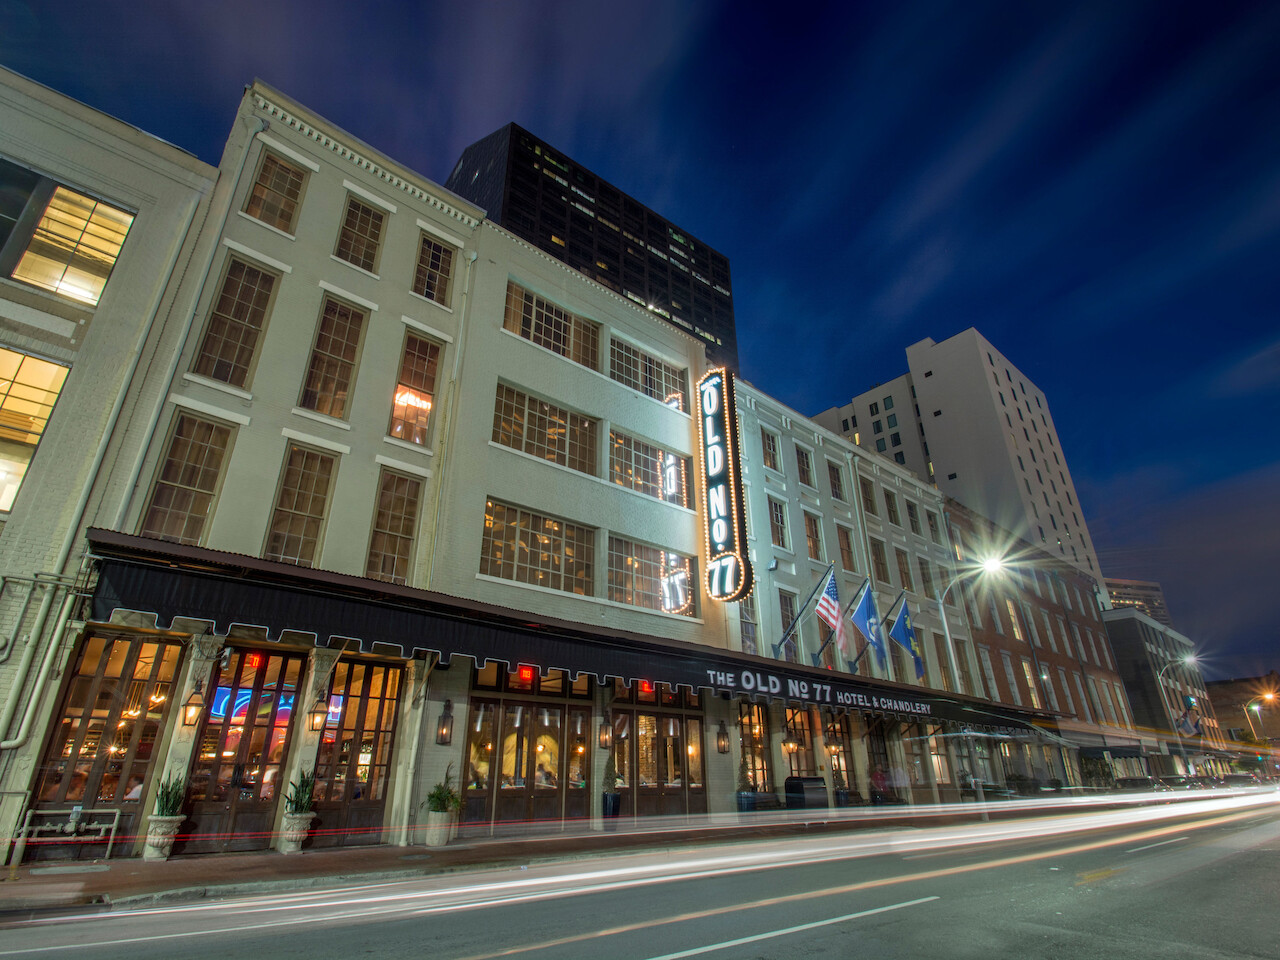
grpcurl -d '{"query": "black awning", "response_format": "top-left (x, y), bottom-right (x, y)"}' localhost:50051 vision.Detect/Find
top-left (87, 535), bottom-right (1049, 734)
top-left (1079, 744), bottom-right (1147, 759)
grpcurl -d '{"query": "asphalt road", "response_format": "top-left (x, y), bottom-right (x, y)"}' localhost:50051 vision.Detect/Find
top-left (4, 793), bottom-right (1278, 959)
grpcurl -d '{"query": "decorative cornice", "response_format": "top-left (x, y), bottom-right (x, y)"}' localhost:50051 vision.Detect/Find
top-left (252, 93), bottom-right (481, 230)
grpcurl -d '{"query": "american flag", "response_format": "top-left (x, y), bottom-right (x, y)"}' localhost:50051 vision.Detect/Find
top-left (815, 570), bottom-right (849, 655)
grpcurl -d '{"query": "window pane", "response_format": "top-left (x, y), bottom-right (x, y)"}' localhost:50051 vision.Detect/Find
top-left (412, 235), bottom-right (453, 304)
top-left (0, 348), bottom-right (69, 511)
top-left (265, 445), bottom-right (335, 566)
top-left (193, 259), bottom-right (276, 387)
top-left (12, 186), bottom-right (133, 305)
top-left (300, 298), bottom-right (366, 419)
top-left (140, 414), bottom-right (232, 544)
top-left (389, 335), bottom-right (440, 445)
top-left (245, 153), bottom-right (304, 232)
top-left (365, 470), bottom-right (421, 584)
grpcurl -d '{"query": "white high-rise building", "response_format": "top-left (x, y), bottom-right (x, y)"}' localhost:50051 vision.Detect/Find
top-left (814, 328), bottom-right (1102, 580)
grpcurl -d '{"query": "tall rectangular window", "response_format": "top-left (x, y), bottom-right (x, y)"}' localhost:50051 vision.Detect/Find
top-left (504, 282), bottom-right (600, 370)
top-left (1006, 599), bottom-right (1024, 641)
top-left (411, 234), bottom-right (453, 305)
top-left (11, 186), bottom-right (134, 306)
top-left (883, 491), bottom-right (901, 526)
top-left (778, 591), bottom-right (798, 663)
top-left (917, 558), bottom-right (935, 599)
top-left (895, 548), bottom-right (914, 591)
top-left (738, 595), bottom-right (759, 656)
top-left (1000, 652), bottom-right (1023, 706)
top-left (978, 647), bottom-right (1000, 702)
top-left (609, 339), bottom-right (688, 410)
top-left (334, 195), bottom-right (384, 272)
top-left (933, 633), bottom-right (954, 692)
top-left (0, 347), bottom-right (69, 512)
top-left (610, 430), bottom-right (688, 506)
top-left (1021, 660), bottom-right (1042, 709)
top-left (795, 446), bottom-right (814, 486)
top-left (193, 258), bottom-right (276, 388)
top-left (906, 501), bottom-right (921, 535)
top-left (768, 498), bottom-right (788, 549)
top-left (265, 445), bottom-right (335, 567)
top-left (836, 525), bottom-right (855, 571)
top-left (140, 414), bottom-right (232, 545)
top-left (860, 477), bottom-right (877, 516)
top-left (926, 510), bottom-right (941, 543)
top-left (389, 334), bottom-right (440, 446)
top-left (1057, 668), bottom-right (1076, 716)
top-left (365, 469), bottom-right (422, 585)
top-left (1042, 611), bottom-right (1058, 653)
top-left (480, 499), bottom-right (594, 595)
top-left (804, 513), bottom-right (822, 560)
top-left (760, 429), bottom-right (779, 470)
top-left (608, 537), bottom-right (695, 617)
top-left (300, 297), bottom-right (366, 419)
top-left (245, 153), bottom-right (305, 233)
top-left (953, 638), bottom-right (974, 695)
top-left (827, 461), bottom-right (845, 500)
top-left (492, 384), bottom-right (597, 474)
top-left (869, 538), bottom-right (890, 584)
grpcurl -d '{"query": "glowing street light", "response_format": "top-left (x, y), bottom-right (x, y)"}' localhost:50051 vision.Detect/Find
top-left (1244, 693), bottom-right (1275, 740)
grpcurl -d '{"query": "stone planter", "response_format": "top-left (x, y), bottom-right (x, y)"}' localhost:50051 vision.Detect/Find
top-left (278, 811), bottom-right (315, 855)
top-left (422, 809), bottom-right (454, 847)
top-left (142, 814), bottom-right (185, 862)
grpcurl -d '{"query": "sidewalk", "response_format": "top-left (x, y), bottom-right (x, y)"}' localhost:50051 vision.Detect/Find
top-left (0, 812), bottom-right (883, 917)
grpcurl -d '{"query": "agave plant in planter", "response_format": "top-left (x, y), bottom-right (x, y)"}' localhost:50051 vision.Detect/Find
top-left (143, 774), bottom-right (186, 861)
top-left (279, 769), bottom-right (317, 855)
top-left (421, 763), bottom-right (462, 847)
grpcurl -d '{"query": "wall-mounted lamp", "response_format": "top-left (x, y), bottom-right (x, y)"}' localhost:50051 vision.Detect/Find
top-left (308, 697), bottom-right (330, 732)
top-left (599, 715), bottom-right (613, 750)
top-left (716, 720), bottom-right (730, 754)
top-left (182, 679), bottom-right (205, 727)
top-left (781, 731), bottom-right (800, 753)
top-left (436, 700), bottom-right (454, 745)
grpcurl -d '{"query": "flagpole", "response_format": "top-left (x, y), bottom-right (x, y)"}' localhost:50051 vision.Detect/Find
top-left (773, 562), bottom-right (835, 660)
top-left (811, 578), bottom-right (867, 668)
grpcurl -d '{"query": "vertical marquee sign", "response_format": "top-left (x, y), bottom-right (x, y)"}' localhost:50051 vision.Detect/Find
top-left (696, 368), bottom-right (753, 602)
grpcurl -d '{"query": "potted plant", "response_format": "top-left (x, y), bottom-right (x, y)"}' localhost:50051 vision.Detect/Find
top-left (142, 773), bottom-right (186, 861)
top-left (601, 751), bottom-right (622, 821)
top-left (422, 763), bottom-right (462, 847)
top-left (736, 750), bottom-right (755, 812)
top-left (279, 769), bottom-right (317, 855)
top-left (831, 763), bottom-right (850, 808)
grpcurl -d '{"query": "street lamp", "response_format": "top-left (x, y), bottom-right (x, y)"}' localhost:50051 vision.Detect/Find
top-left (1155, 653), bottom-right (1198, 774)
top-left (1244, 693), bottom-right (1275, 740)
top-left (936, 554), bottom-right (1005, 811)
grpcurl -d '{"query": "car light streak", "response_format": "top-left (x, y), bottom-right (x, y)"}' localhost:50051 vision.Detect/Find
top-left (1125, 836), bottom-right (1188, 853)
top-left (4, 796), bottom-right (1275, 958)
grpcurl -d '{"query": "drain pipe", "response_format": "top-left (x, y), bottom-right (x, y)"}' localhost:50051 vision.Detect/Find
top-left (0, 591), bottom-right (77, 750)
top-left (111, 113), bottom-right (268, 530)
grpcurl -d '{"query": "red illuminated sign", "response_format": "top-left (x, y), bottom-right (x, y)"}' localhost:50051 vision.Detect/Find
top-left (517, 665), bottom-right (536, 684)
top-left (244, 653), bottom-right (261, 669)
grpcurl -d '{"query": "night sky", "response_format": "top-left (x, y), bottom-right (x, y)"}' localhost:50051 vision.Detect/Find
top-left (3, 1), bottom-right (1277, 678)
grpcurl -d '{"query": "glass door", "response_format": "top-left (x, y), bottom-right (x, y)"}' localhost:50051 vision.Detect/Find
top-left (492, 703), bottom-right (564, 823)
top-left (311, 661), bottom-right (402, 847)
top-left (179, 649), bottom-right (303, 854)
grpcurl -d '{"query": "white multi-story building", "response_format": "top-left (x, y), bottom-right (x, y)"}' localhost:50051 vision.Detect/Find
top-left (814, 327), bottom-right (1102, 580)
top-left (0, 66), bottom-right (217, 860)
top-left (3, 78), bottom-right (1071, 861)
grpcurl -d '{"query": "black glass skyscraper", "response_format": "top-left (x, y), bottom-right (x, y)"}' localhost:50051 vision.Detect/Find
top-left (445, 124), bottom-right (738, 370)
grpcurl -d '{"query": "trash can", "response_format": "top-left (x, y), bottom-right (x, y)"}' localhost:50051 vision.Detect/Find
top-left (784, 776), bottom-right (829, 809)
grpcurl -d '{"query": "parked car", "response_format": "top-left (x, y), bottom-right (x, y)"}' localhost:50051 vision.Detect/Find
top-left (1187, 776), bottom-right (1221, 789)
top-left (1221, 773), bottom-right (1262, 786)
top-left (1157, 776), bottom-right (1198, 791)
top-left (1114, 776), bottom-right (1172, 792)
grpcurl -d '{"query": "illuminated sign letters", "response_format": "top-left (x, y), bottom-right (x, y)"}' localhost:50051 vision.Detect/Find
top-left (696, 369), bottom-right (753, 602)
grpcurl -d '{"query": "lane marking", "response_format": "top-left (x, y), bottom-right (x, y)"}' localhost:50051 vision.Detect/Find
top-left (4, 806), bottom-right (1272, 957)
top-left (640, 897), bottom-right (940, 960)
top-left (1126, 836), bottom-right (1188, 853)
top-left (1075, 867), bottom-right (1126, 886)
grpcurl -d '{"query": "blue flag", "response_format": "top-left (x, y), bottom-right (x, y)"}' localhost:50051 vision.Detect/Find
top-left (847, 578), bottom-right (885, 667)
top-left (888, 595), bottom-right (925, 681)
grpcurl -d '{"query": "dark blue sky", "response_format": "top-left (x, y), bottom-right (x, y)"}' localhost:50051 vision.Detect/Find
top-left (4, 0), bottom-right (1277, 678)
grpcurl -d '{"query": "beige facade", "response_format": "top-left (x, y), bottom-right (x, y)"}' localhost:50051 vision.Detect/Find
top-left (814, 328), bottom-right (1103, 581)
top-left (0, 66), bottom-right (218, 860)
top-left (2, 78), bottom-right (1085, 862)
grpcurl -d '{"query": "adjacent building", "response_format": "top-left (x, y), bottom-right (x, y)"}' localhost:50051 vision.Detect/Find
top-left (813, 328), bottom-right (1103, 580)
top-left (0, 65), bottom-right (218, 859)
top-left (1205, 672), bottom-right (1280, 746)
top-left (1102, 608), bottom-right (1229, 776)
top-left (1105, 578), bottom-right (1173, 627)
top-left (444, 123), bottom-right (738, 371)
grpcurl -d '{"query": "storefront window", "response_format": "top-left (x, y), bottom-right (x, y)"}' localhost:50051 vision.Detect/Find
top-left (314, 661), bottom-right (401, 803)
top-left (35, 634), bottom-right (182, 806)
top-left (929, 726), bottom-right (953, 784)
top-left (686, 717), bottom-right (704, 788)
top-left (738, 702), bottom-right (771, 793)
top-left (465, 702), bottom-right (496, 790)
top-left (784, 707), bottom-right (817, 778)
